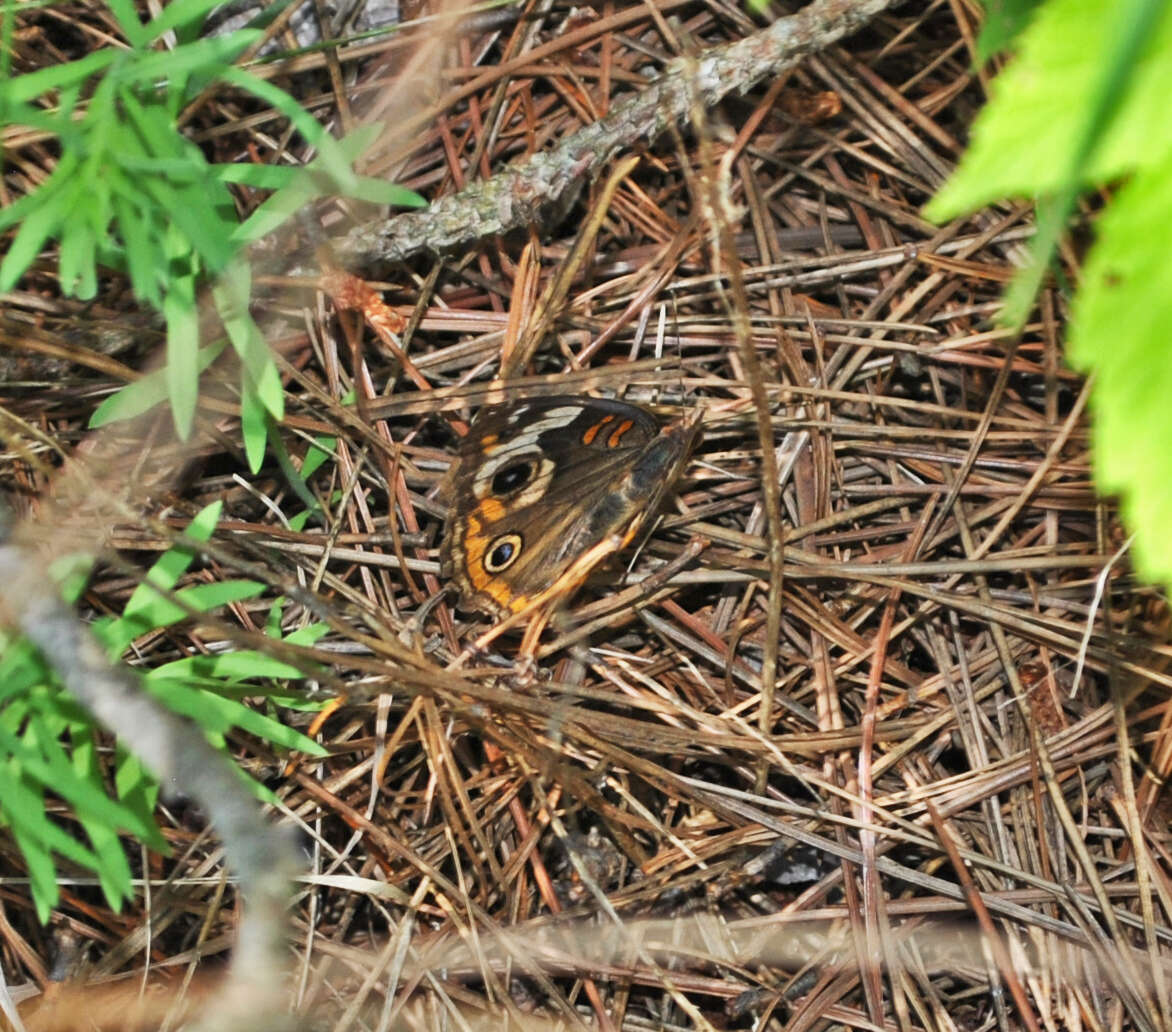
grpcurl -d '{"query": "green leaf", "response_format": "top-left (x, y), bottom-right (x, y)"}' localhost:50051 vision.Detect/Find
top-left (218, 67), bottom-right (355, 191)
top-left (163, 229), bottom-right (201, 440)
top-left (301, 436), bottom-right (337, 480)
top-left (352, 180), bottom-right (427, 207)
top-left (57, 206), bottom-right (99, 300)
top-left (8, 821), bottom-right (60, 923)
top-left (1066, 163), bottom-right (1172, 585)
top-left (106, 580), bottom-right (266, 657)
top-left (114, 746), bottom-right (165, 850)
top-left (109, 181), bottom-right (165, 309)
top-left (231, 124), bottom-right (425, 244)
top-left (976, 0), bottom-right (1047, 60)
top-left (0, 171), bottom-right (71, 290)
top-left (255, 353), bottom-right (285, 420)
top-left (69, 727), bottom-right (133, 910)
top-left (284, 623), bottom-right (330, 647)
top-left (143, 679), bottom-right (326, 755)
top-left (184, 499), bottom-right (225, 544)
top-left (0, 715), bottom-right (155, 840)
top-left (0, 638), bottom-right (46, 703)
top-left (99, 502), bottom-right (230, 654)
top-left (233, 179), bottom-right (316, 245)
top-left (0, 48), bottom-right (117, 104)
top-left (241, 380), bottom-right (270, 474)
top-left (143, 0), bottom-right (249, 42)
top-left (114, 33), bottom-right (261, 88)
top-left (90, 339), bottom-right (226, 428)
top-left (104, 0), bottom-right (149, 48)
top-left (127, 509), bottom-right (213, 603)
top-left (270, 423), bottom-right (320, 515)
top-left (152, 649), bottom-right (314, 682)
top-left (927, 0), bottom-right (1172, 218)
top-left (0, 763), bottom-right (101, 869)
top-left (1, 0), bottom-right (13, 84)
top-left (136, 172), bottom-right (235, 275)
top-left (213, 262), bottom-right (268, 381)
top-left (211, 164), bottom-right (301, 189)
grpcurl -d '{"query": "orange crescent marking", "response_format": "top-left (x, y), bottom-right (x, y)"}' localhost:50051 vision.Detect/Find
top-left (465, 500), bottom-right (522, 612)
top-left (464, 513), bottom-right (489, 592)
top-left (582, 414), bottom-right (615, 445)
top-left (476, 496), bottom-right (506, 523)
top-left (607, 419), bottom-right (636, 448)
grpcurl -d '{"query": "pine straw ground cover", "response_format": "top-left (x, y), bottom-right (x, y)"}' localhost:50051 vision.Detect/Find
top-left (3, 0), bottom-right (1171, 1030)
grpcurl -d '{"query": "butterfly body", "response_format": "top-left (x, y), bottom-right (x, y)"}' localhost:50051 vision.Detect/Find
top-left (440, 396), bottom-right (697, 617)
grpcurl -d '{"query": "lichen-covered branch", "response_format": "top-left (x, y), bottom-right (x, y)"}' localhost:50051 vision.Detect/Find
top-left (336, 0), bottom-right (897, 269)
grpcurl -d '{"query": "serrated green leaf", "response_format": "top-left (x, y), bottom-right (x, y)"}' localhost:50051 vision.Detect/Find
top-left (1067, 163), bottom-right (1172, 584)
top-left (927, 0), bottom-right (1172, 220)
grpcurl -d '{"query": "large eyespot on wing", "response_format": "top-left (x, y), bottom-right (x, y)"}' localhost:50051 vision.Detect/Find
top-left (483, 532), bottom-right (523, 573)
top-left (491, 458), bottom-right (538, 496)
top-left (473, 447), bottom-right (556, 507)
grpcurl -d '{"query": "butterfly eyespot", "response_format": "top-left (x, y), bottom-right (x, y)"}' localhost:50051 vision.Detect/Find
top-left (491, 459), bottom-right (538, 496)
top-left (484, 533), bottom-right (523, 573)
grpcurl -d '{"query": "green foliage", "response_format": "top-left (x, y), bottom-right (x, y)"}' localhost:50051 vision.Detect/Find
top-left (0, 0), bottom-right (424, 467)
top-left (925, 0), bottom-right (1172, 590)
top-left (0, 503), bottom-right (328, 922)
top-left (974, 0), bottom-right (1046, 62)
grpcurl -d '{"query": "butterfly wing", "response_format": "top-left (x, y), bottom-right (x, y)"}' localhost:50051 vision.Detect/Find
top-left (441, 397), bottom-right (689, 616)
